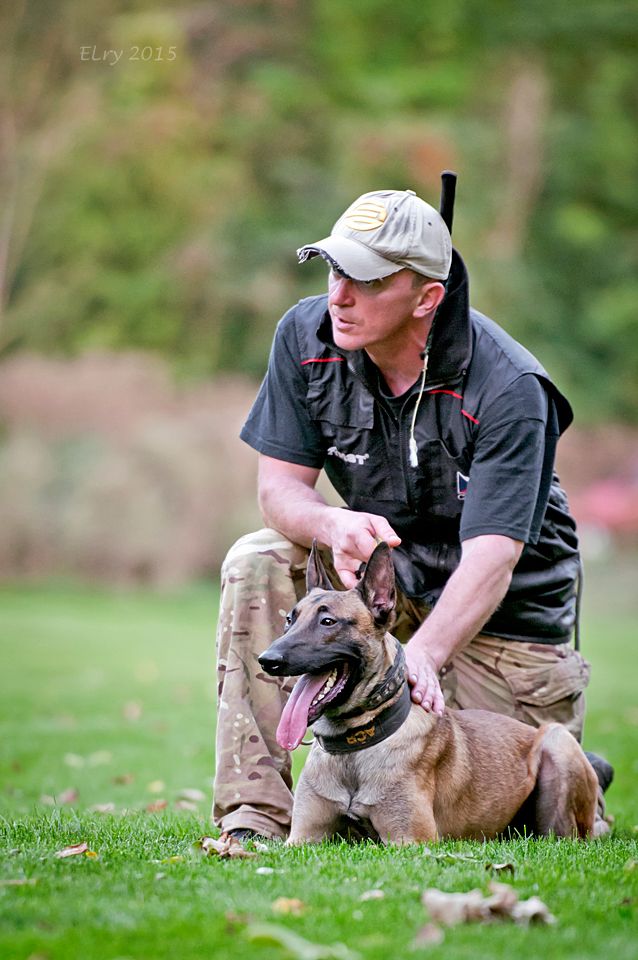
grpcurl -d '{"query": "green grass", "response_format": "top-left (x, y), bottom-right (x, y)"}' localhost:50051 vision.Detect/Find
top-left (1, 573), bottom-right (637, 960)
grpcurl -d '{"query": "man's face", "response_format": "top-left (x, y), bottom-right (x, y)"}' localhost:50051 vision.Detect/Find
top-left (327, 267), bottom-right (437, 353)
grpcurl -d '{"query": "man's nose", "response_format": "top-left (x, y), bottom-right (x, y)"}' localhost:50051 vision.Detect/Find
top-left (330, 275), bottom-right (356, 305)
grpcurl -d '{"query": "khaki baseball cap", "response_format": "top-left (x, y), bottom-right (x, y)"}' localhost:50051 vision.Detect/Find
top-left (297, 189), bottom-right (452, 282)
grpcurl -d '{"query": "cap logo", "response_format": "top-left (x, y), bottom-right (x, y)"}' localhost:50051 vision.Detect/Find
top-left (342, 200), bottom-right (387, 232)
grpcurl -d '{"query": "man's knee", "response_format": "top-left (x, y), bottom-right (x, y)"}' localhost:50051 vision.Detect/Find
top-left (221, 528), bottom-right (307, 583)
top-left (217, 529), bottom-right (309, 664)
top-left (442, 635), bottom-right (590, 741)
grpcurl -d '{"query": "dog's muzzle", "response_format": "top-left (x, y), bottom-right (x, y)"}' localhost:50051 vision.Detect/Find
top-left (258, 650), bottom-right (287, 675)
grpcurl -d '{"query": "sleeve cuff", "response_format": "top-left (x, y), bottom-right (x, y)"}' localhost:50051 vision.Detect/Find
top-left (240, 428), bottom-right (325, 469)
top-left (459, 520), bottom-right (540, 545)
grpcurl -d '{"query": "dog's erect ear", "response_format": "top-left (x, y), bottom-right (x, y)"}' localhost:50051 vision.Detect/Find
top-left (306, 539), bottom-right (335, 592)
top-left (357, 541), bottom-right (396, 626)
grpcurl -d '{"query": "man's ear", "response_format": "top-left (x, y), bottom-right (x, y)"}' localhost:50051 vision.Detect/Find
top-left (306, 539), bottom-right (335, 592)
top-left (357, 542), bottom-right (396, 625)
top-left (413, 280), bottom-right (445, 319)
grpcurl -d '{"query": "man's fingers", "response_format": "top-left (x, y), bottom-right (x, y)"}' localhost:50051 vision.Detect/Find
top-left (432, 687), bottom-right (446, 716)
top-left (370, 517), bottom-right (402, 547)
top-left (338, 568), bottom-right (359, 589)
top-left (351, 527), bottom-right (381, 560)
top-left (407, 668), bottom-right (444, 713)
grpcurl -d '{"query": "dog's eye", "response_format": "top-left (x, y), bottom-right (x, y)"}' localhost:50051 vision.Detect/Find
top-left (320, 616), bottom-right (336, 626)
top-left (284, 614), bottom-right (293, 630)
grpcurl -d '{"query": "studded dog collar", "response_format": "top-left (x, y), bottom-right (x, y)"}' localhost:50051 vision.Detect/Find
top-left (313, 641), bottom-right (411, 755)
top-left (314, 682), bottom-right (411, 754)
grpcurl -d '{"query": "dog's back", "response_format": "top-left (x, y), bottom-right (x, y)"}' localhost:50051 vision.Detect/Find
top-left (260, 542), bottom-right (599, 843)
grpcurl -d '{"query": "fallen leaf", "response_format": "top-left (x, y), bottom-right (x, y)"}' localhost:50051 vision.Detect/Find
top-left (54, 842), bottom-right (89, 859)
top-left (177, 787), bottom-right (206, 803)
top-left (54, 712), bottom-right (77, 729)
top-left (245, 922), bottom-right (360, 960)
top-left (0, 878), bottom-right (38, 887)
top-left (88, 750), bottom-right (112, 766)
top-left (484, 881), bottom-right (520, 916)
top-left (195, 835), bottom-right (256, 859)
top-left (422, 849), bottom-right (479, 864)
top-left (112, 773), bottom-right (135, 785)
top-left (147, 780), bottom-right (166, 794)
top-left (174, 799), bottom-right (198, 812)
top-left (123, 700), bottom-right (143, 721)
top-left (146, 799), bottom-right (168, 812)
top-left (509, 895), bottom-right (556, 926)
top-left (359, 889), bottom-right (384, 901)
top-left (422, 888), bottom-right (488, 925)
top-left (88, 803), bottom-right (116, 813)
top-left (84, 851), bottom-right (99, 859)
top-left (422, 882), bottom-right (555, 927)
top-left (625, 705), bottom-right (638, 724)
top-left (57, 788), bottom-right (79, 805)
top-left (135, 660), bottom-right (159, 684)
top-left (412, 922), bottom-right (445, 948)
top-left (64, 753), bottom-right (85, 768)
top-left (272, 897), bottom-right (306, 916)
top-left (485, 862), bottom-right (516, 875)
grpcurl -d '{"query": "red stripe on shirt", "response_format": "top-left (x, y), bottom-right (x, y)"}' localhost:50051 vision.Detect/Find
top-left (298, 372), bottom-right (480, 423)
top-left (427, 389), bottom-right (480, 424)
top-left (301, 357), bottom-right (345, 365)
top-left (426, 389), bottom-right (463, 400)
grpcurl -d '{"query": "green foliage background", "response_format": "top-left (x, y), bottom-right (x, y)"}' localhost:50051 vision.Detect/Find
top-left (2, 0), bottom-right (637, 418)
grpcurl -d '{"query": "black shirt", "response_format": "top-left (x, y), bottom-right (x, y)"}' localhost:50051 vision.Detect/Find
top-left (241, 251), bottom-right (580, 643)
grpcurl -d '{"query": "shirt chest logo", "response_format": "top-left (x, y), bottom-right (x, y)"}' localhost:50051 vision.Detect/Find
top-left (327, 445), bottom-right (370, 466)
top-left (456, 471), bottom-right (470, 500)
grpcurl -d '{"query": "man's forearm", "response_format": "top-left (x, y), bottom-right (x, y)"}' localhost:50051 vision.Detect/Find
top-left (409, 535), bottom-right (523, 669)
top-left (257, 455), bottom-right (402, 587)
top-left (259, 474), bottom-right (338, 549)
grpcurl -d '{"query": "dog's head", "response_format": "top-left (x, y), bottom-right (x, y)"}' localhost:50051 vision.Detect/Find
top-left (258, 540), bottom-right (397, 750)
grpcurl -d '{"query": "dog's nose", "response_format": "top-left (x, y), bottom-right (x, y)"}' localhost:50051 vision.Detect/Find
top-left (258, 650), bottom-right (286, 675)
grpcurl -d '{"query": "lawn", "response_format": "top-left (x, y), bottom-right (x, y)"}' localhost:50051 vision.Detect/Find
top-left (1, 567), bottom-right (636, 960)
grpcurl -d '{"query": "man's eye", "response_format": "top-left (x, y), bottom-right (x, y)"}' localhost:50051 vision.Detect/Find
top-left (357, 278), bottom-right (384, 293)
top-left (320, 616), bottom-right (336, 626)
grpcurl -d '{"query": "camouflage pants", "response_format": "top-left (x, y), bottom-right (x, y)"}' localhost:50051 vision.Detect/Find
top-left (213, 528), bottom-right (591, 839)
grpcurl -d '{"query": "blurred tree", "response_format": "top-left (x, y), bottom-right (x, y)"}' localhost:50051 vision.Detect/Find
top-left (1, 0), bottom-right (637, 418)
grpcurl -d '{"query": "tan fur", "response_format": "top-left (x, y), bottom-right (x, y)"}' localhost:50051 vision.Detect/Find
top-left (283, 578), bottom-right (598, 845)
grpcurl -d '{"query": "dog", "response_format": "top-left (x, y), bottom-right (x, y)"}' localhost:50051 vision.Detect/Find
top-left (258, 541), bottom-right (599, 843)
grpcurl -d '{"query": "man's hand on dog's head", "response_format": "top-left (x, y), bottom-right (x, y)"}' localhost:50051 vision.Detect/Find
top-left (404, 642), bottom-right (446, 715)
top-left (325, 509), bottom-right (401, 589)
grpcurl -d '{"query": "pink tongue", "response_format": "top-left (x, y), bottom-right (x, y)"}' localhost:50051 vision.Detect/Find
top-left (276, 671), bottom-right (332, 751)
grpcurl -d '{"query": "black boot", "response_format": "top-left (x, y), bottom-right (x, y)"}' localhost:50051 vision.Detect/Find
top-left (226, 827), bottom-right (267, 842)
top-left (585, 751), bottom-right (614, 794)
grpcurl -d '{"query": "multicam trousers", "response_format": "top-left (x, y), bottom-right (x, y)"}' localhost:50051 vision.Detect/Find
top-left (213, 528), bottom-right (591, 839)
